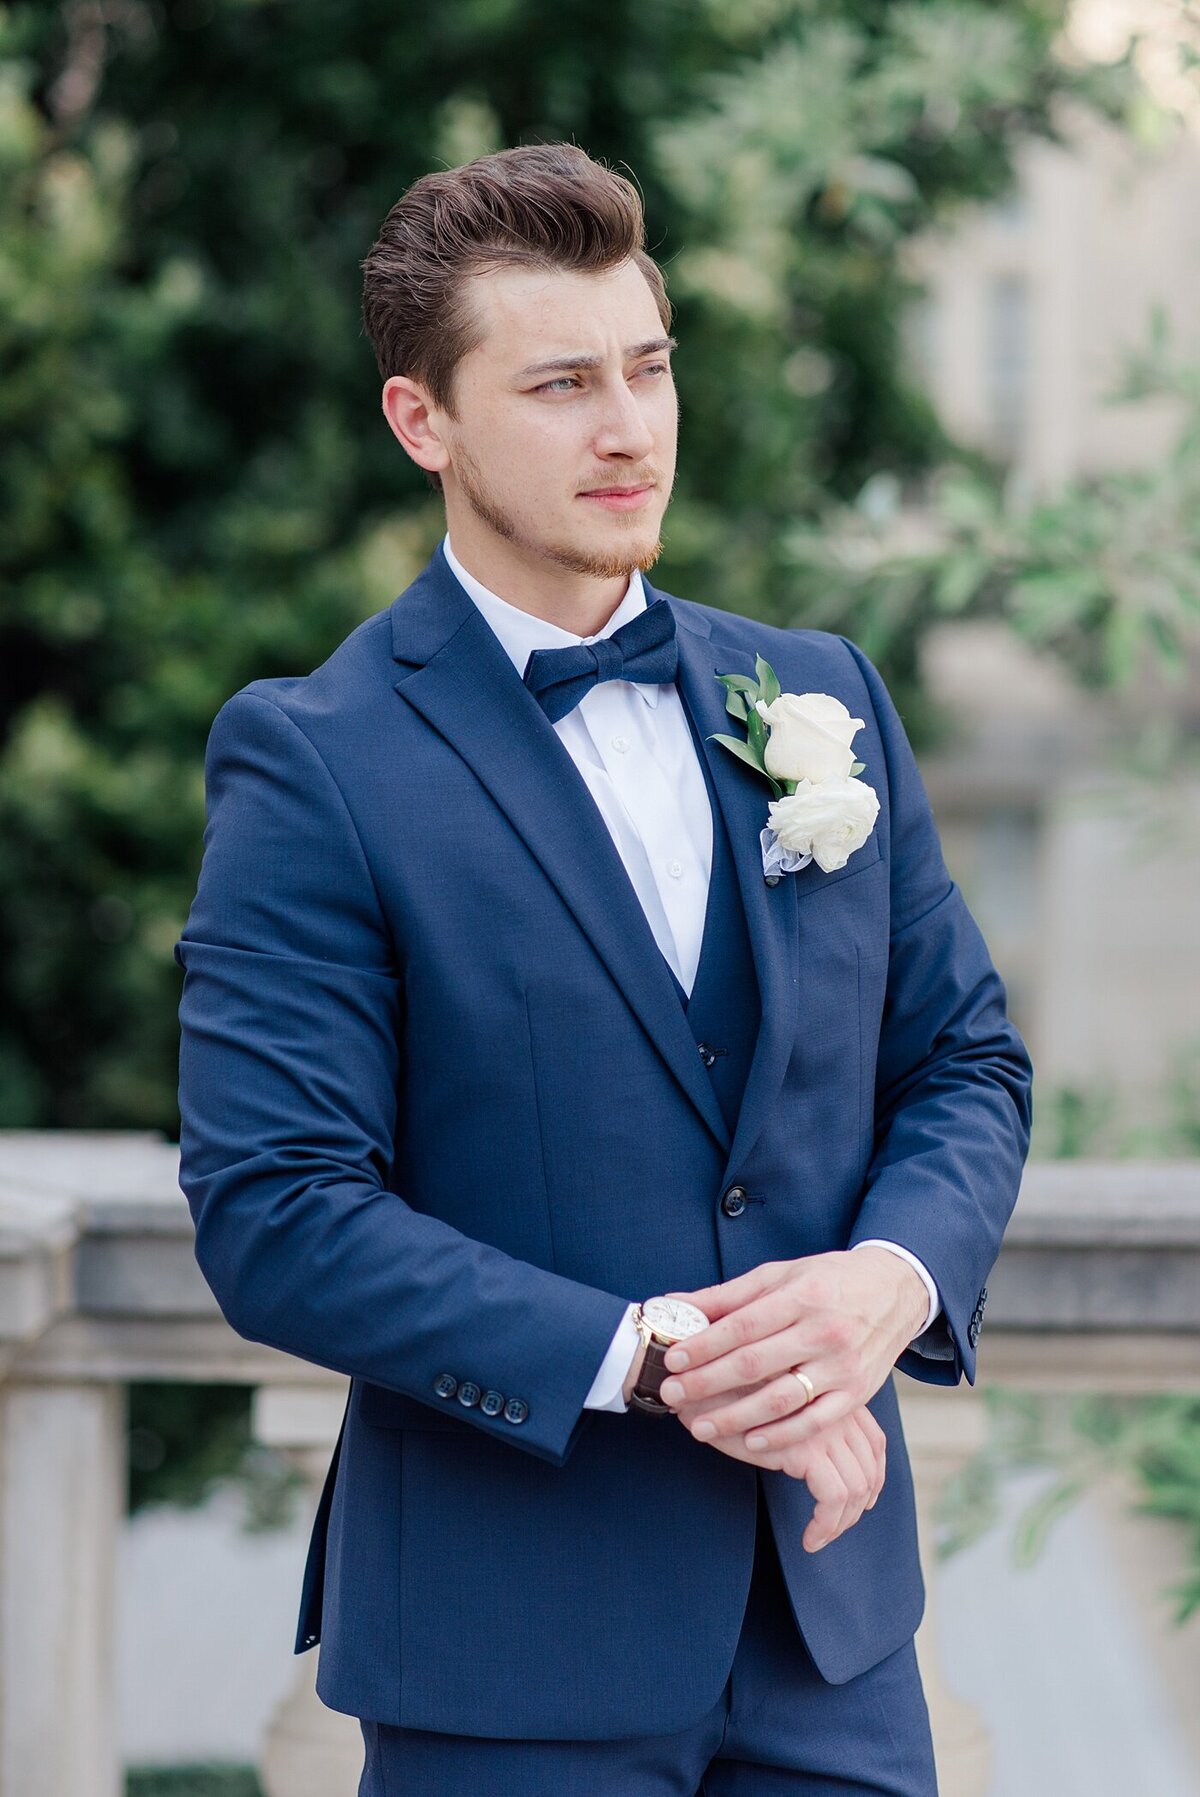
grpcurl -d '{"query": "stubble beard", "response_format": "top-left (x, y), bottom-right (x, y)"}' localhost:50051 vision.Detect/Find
top-left (453, 443), bottom-right (667, 580)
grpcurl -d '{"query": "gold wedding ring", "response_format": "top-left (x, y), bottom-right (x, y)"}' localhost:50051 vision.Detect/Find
top-left (789, 1367), bottom-right (816, 1406)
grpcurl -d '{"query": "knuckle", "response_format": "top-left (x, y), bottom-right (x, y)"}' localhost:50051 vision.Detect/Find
top-left (737, 1344), bottom-right (763, 1382)
top-left (731, 1312), bottom-right (757, 1347)
top-left (824, 1315), bottom-right (851, 1352)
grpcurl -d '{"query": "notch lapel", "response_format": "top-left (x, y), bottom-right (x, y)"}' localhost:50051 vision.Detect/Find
top-left (663, 586), bottom-right (801, 1186)
top-left (390, 548), bottom-right (731, 1155)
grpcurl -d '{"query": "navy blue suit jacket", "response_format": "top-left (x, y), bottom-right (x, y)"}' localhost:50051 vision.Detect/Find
top-left (174, 544), bottom-right (1032, 1736)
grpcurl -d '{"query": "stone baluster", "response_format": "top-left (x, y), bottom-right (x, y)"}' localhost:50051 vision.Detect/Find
top-left (253, 1383), bottom-right (363, 1797)
top-left (897, 1382), bottom-right (992, 1797)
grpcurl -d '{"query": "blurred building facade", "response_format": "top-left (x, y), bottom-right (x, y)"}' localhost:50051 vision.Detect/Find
top-left (901, 99), bottom-right (1200, 1139)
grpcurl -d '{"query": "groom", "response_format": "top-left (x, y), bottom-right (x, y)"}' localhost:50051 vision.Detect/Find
top-left (175, 142), bottom-right (1032, 1794)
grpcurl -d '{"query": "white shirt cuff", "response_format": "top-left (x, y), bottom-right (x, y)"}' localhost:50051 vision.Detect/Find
top-left (850, 1240), bottom-right (941, 1338)
top-left (583, 1302), bottom-right (642, 1412)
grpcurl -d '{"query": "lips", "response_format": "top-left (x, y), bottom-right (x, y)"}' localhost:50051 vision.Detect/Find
top-left (579, 484), bottom-right (653, 496)
top-left (578, 483), bottom-right (656, 510)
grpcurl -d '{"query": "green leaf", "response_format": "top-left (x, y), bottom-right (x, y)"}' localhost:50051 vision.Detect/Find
top-left (745, 702), bottom-right (768, 760)
top-left (755, 655), bottom-right (781, 707)
top-left (1012, 1475), bottom-right (1085, 1569)
top-left (716, 672), bottom-right (761, 696)
top-left (707, 732), bottom-right (775, 788)
top-left (849, 759), bottom-right (865, 776)
top-left (724, 688), bottom-right (749, 722)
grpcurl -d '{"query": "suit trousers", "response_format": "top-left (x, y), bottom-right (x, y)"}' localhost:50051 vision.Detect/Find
top-left (356, 1472), bottom-right (939, 1796)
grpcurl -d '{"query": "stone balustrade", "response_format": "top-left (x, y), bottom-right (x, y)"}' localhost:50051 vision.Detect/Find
top-left (1, 1132), bottom-right (1198, 1797)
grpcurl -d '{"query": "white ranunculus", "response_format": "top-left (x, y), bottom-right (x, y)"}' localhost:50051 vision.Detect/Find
top-left (755, 692), bottom-right (865, 785)
top-left (766, 776), bottom-right (880, 873)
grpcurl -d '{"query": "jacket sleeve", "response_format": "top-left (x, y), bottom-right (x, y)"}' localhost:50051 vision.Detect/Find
top-left (834, 636), bottom-right (1034, 1386)
top-left (174, 688), bottom-right (630, 1466)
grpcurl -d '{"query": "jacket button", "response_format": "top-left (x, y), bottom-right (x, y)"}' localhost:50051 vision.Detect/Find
top-left (456, 1381), bottom-right (482, 1407)
top-left (480, 1389), bottom-right (505, 1417)
top-left (697, 1042), bottom-right (718, 1069)
top-left (503, 1397), bottom-right (529, 1425)
top-left (433, 1373), bottom-right (458, 1399)
top-left (721, 1185), bottom-right (747, 1217)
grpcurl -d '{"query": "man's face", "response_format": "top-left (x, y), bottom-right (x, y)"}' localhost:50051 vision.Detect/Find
top-left (436, 260), bottom-right (678, 578)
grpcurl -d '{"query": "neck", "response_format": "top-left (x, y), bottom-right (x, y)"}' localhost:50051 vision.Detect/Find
top-left (442, 506), bottom-right (635, 638)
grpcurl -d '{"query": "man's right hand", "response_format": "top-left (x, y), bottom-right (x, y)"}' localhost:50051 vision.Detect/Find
top-left (670, 1385), bottom-right (887, 1553)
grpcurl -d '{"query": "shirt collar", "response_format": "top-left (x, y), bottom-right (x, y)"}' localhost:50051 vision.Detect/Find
top-left (441, 533), bottom-right (660, 709)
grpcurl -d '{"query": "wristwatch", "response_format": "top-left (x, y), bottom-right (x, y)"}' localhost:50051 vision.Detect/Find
top-left (628, 1296), bottom-right (710, 1414)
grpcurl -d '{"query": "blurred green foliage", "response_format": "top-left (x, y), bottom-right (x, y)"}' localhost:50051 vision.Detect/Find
top-left (127, 1380), bottom-right (300, 1525)
top-left (941, 1388), bottom-right (1200, 1627)
top-left (0, 0), bottom-right (1134, 1135)
top-left (943, 1041), bottom-right (1200, 1626)
top-left (126, 1770), bottom-right (261, 1797)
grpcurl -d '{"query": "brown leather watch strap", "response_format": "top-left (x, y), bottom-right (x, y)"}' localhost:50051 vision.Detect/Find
top-left (628, 1336), bottom-right (674, 1414)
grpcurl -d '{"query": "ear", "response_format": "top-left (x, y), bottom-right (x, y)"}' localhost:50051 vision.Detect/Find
top-left (381, 374), bottom-right (451, 478)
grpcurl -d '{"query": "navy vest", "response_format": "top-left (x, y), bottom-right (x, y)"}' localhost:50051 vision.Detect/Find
top-left (662, 689), bottom-right (762, 1138)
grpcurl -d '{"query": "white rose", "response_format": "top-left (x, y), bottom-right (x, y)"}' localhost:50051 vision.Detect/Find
top-left (767, 776), bottom-right (880, 873)
top-left (755, 692), bottom-right (865, 785)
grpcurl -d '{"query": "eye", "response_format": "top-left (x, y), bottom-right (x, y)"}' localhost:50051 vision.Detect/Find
top-left (536, 376), bottom-right (582, 394)
top-left (636, 362), bottom-right (670, 378)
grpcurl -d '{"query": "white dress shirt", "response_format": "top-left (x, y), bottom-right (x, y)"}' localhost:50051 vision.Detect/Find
top-left (442, 534), bottom-right (941, 1413)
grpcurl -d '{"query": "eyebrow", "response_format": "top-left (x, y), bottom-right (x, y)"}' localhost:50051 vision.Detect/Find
top-left (515, 336), bottom-right (677, 380)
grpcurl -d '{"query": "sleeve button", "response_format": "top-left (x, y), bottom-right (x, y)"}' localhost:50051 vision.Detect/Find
top-left (480, 1389), bottom-right (505, 1417)
top-left (456, 1381), bottom-right (482, 1407)
top-left (433, 1373), bottom-right (458, 1399)
top-left (503, 1397), bottom-right (529, 1425)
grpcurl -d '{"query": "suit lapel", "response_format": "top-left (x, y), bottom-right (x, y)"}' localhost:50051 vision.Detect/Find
top-left (664, 587), bottom-right (801, 1184)
top-left (390, 546), bottom-right (732, 1154)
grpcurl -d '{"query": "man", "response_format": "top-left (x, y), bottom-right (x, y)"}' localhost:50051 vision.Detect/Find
top-left (175, 142), bottom-right (1033, 1795)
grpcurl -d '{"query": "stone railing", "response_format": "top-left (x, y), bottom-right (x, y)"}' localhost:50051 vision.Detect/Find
top-left (1, 1133), bottom-right (1198, 1797)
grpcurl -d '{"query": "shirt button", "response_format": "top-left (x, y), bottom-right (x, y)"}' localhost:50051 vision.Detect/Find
top-left (721, 1185), bottom-right (748, 1218)
top-left (667, 860), bottom-right (683, 879)
top-left (611, 735), bottom-right (630, 753)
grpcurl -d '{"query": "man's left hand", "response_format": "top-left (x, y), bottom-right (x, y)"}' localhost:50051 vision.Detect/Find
top-left (656, 1249), bottom-right (928, 1451)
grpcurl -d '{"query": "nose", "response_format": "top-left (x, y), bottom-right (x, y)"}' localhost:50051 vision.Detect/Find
top-left (591, 375), bottom-right (656, 463)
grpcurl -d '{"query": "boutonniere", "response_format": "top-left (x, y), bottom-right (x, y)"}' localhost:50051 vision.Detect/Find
top-left (708, 656), bottom-right (881, 881)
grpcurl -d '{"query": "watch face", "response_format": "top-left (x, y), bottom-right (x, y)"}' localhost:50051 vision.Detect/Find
top-left (643, 1296), bottom-right (709, 1344)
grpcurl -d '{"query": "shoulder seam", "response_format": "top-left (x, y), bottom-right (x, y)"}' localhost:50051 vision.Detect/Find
top-left (223, 689), bottom-right (395, 952)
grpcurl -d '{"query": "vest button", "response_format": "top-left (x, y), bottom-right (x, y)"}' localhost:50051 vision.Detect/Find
top-left (721, 1185), bottom-right (748, 1217)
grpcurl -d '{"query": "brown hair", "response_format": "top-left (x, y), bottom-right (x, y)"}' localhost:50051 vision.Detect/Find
top-left (361, 141), bottom-right (670, 451)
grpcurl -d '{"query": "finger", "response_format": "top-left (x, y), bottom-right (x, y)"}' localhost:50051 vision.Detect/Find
top-left (798, 1446), bottom-right (851, 1552)
top-left (743, 1387), bottom-right (852, 1455)
top-left (820, 1436), bottom-right (872, 1543)
top-left (843, 1414), bottom-right (886, 1509)
top-left (664, 1286), bottom-right (816, 1375)
top-left (663, 1262), bottom-right (785, 1330)
top-left (681, 1367), bottom-right (824, 1443)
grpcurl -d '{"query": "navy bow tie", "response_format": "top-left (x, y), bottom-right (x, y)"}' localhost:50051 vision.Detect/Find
top-left (522, 598), bottom-right (679, 725)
